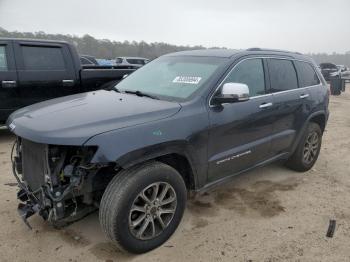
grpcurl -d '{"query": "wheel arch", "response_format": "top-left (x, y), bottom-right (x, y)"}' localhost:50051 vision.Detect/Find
top-left (115, 141), bottom-right (198, 190)
top-left (290, 111), bottom-right (327, 154)
top-left (309, 113), bottom-right (326, 133)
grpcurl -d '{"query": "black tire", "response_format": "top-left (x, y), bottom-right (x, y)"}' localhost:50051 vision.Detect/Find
top-left (99, 161), bottom-right (187, 254)
top-left (285, 122), bottom-right (322, 172)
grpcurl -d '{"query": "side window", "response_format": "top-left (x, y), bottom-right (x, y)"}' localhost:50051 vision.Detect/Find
top-left (222, 59), bottom-right (265, 97)
top-left (268, 59), bottom-right (298, 92)
top-left (0, 46), bottom-right (8, 71)
top-left (295, 61), bottom-right (320, 87)
top-left (21, 45), bottom-right (66, 70)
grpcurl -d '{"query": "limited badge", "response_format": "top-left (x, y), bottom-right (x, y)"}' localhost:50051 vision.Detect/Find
top-left (173, 76), bottom-right (202, 85)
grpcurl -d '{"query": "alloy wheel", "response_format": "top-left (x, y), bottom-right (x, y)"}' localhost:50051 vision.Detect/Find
top-left (303, 131), bottom-right (319, 165)
top-left (128, 182), bottom-right (177, 240)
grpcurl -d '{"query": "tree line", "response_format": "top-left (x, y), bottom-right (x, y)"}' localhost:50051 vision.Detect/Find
top-left (0, 27), bottom-right (205, 60)
top-left (1, 27), bottom-right (349, 66)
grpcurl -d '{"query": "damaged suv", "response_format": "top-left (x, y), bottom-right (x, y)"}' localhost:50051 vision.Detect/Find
top-left (7, 49), bottom-right (329, 253)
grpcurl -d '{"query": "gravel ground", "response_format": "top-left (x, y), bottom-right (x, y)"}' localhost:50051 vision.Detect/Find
top-left (0, 86), bottom-right (350, 262)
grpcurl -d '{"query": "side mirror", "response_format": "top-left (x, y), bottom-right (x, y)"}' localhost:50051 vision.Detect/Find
top-left (212, 83), bottom-right (250, 105)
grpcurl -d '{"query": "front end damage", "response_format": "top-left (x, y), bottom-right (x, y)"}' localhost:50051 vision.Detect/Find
top-left (12, 137), bottom-right (115, 228)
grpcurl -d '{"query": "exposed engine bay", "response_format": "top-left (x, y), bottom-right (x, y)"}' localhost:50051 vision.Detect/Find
top-left (12, 137), bottom-right (116, 228)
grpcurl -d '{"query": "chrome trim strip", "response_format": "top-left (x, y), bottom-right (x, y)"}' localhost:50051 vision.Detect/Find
top-left (249, 93), bottom-right (272, 100)
top-left (268, 86), bottom-right (311, 96)
top-left (208, 56), bottom-right (323, 107)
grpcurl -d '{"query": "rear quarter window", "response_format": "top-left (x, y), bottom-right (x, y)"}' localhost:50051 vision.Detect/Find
top-left (21, 45), bottom-right (66, 70)
top-left (295, 61), bottom-right (320, 87)
top-left (268, 59), bottom-right (298, 92)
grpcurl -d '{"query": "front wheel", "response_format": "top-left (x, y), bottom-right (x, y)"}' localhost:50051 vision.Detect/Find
top-left (285, 122), bottom-right (322, 172)
top-left (99, 161), bottom-right (187, 254)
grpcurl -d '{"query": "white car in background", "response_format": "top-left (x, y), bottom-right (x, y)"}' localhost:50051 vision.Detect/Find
top-left (115, 57), bottom-right (150, 68)
top-left (337, 65), bottom-right (350, 79)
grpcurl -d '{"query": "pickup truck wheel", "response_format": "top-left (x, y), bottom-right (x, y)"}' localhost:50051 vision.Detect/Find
top-left (285, 122), bottom-right (322, 172)
top-left (99, 161), bottom-right (187, 254)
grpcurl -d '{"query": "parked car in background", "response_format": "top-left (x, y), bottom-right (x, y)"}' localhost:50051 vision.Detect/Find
top-left (115, 56), bottom-right (150, 68)
top-left (8, 48), bottom-right (329, 253)
top-left (96, 58), bottom-right (115, 66)
top-left (319, 63), bottom-right (339, 81)
top-left (0, 38), bottom-right (135, 123)
top-left (337, 65), bottom-right (347, 72)
top-left (337, 65), bottom-right (350, 79)
top-left (80, 55), bottom-right (99, 65)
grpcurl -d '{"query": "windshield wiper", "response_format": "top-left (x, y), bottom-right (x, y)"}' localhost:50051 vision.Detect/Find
top-left (123, 90), bottom-right (159, 100)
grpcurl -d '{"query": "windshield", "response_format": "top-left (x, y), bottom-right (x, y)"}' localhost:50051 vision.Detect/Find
top-left (115, 56), bottom-right (226, 101)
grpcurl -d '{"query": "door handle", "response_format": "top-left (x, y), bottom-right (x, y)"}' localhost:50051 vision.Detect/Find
top-left (300, 94), bottom-right (310, 99)
top-left (259, 102), bottom-right (273, 109)
top-left (2, 80), bottom-right (17, 88)
top-left (62, 79), bottom-right (75, 87)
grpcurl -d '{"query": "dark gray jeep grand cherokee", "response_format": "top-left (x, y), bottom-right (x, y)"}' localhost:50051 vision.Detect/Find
top-left (7, 48), bottom-right (329, 253)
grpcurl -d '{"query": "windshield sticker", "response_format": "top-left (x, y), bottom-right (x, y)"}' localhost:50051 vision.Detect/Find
top-left (173, 76), bottom-right (202, 85)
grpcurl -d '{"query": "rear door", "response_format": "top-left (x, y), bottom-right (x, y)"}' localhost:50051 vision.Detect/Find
top-left (267, 58), bottom-right (310, 155)
top-left (0, 40), bottom-right (20, 123)
top-left (13, 41), bottom-right (78, 107)
top-left (294, 60), bottom-right (322, 126)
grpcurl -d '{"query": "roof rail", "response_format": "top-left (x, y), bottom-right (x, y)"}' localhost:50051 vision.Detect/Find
top-left (246, 48), bottom-right (302, 55)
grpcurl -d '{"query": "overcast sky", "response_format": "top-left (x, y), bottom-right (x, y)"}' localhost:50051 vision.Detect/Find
top-left (0, 0), bottom-right (349, 53)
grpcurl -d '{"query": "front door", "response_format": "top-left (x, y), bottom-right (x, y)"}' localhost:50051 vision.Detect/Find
top-left (207, 58), bottom-right (275, 182)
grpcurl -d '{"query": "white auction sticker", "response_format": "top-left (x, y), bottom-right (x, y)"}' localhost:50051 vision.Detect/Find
top-left (173, 76), bottom-right (202, 85)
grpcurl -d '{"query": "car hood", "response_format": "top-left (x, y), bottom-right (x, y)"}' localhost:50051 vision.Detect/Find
top-left (7, 90), bottom-right (181, 145)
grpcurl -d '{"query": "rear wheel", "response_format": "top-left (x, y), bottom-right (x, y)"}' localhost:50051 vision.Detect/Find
top-left (285, 122), bottom-right (322, 172)
top-left (99, 161), bottom-right (187, 254)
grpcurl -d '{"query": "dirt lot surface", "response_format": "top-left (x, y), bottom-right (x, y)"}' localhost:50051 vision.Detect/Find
top-left (1, 87), bottom-right (350, 262)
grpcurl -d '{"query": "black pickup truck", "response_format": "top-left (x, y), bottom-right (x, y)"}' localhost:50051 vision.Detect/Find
top-left (0, 38), bottom-right (135, 123)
